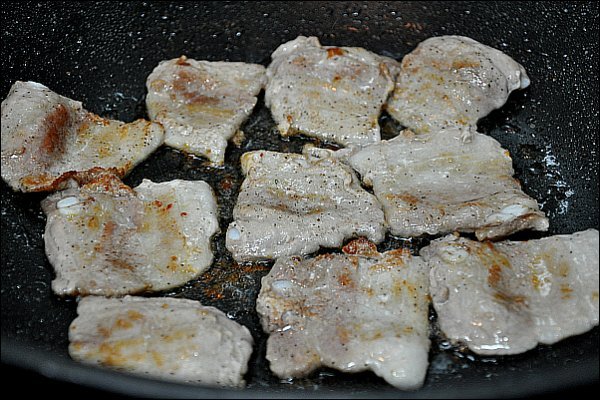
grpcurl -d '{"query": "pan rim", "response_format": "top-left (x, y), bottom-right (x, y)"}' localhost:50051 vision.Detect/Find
top-left (3, 335), bottom-right (598, 398)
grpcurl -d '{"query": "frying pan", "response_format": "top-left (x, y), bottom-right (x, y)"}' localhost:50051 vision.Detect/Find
top-left (1, 1), bottom-right (598, 397)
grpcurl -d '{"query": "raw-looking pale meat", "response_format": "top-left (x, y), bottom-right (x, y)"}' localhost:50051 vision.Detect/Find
top-left (386, 36), bottom-right (530, 141)
top-left (1, 81), bottom-right (164, 192)
top-left (265, 36), bottom-right (399, 147)
top-left (69, 296), bottom-right (253, 387)
top-left (348, 129), bottom-right (548, 240)
top-left (256, 238), bottom-right (430, 390)
top-left (42, 172), bottom-right (219, 296)
top-left (225, 149), bottom-right (386, 262)
top-left (146, 56), bottom-right (265, 165)
top-left (423, 230), bottom-right (599, 355)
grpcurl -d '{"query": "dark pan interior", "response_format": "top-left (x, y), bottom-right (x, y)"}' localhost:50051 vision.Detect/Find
top-left (1, 1), bottom-right (598, 397)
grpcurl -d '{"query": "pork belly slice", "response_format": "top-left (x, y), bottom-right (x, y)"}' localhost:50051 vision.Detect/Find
top-left (146, 56), bottom-right (265, 165)
top-left (422, 230), bottom-right (599, 355)
top-left (225, 149), bottom-right (386, 262)
top-left (42, 172), bottom-right (219, 296)
top-left (387, 36), bottom-right (529, 141)
top-left (256, 238), bottom-right (430, 390)
top-left (69, 296), bottom-right (253, 387)
top-left (265, 36), bottom-right (399, 147)
top-left (348, 129), bottom-right (548, 240)
top-left (1, 81), bottom-right (164, 192)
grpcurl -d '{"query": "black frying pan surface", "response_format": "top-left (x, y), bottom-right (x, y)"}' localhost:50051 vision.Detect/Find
top-left (1, 1), bottom-right (598, 398)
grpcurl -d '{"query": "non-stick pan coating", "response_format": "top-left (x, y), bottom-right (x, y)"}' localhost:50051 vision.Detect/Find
top-left (1, 1), bottom-right (598, 397)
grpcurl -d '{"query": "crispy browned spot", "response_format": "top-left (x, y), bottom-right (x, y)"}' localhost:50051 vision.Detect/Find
top-left (97, 326), bottom-right (110, 338)
top-left (176, 55), bottom-right (190, 66)
top-left (109, 258), bottom-right (135, 272)
top-left (378, 62), bottom-right (391, 78)
top-left (452, 59), bottom-right (480, 70)
top-left (77, 169), bottom-right (133, 193)
top-left (115, 318), bottom-right (133, 330)
top-left (151, 351), bottom-right (164, 367)
top-left (173, 70), bottom-right (194, 92)
top-left (477, 242), bottom-right (512, 275)
top-left (430, 59), bottom-right (444, 70)
top-left (98, 338), bottom-right (144, 367)
top-left (560, 284), bottom-right (573, 299)
top-left (173, 69), bottom-right (219, 105)
top-left (20, 174), bottom-right (56, 191)
top-left (395, 279), bottom-right (418, 298)
top-left (327, 47), bottom-right (345, 58)
top-left (385, 247), bottom-right (412, 260)
top-left (338, 273), bottom-right (353, 287)
top-left (103, 220), bottom-right (116, 236)
top-left (167, 255), bottom-right (179, 272)
top-left (342, 237), bottom-right (378, 257)
top-left (401, 55), bottom-right (418, 72)
top-left (88, 113), bottom-right (111, 126)
top-left (291, 56), bottom-right (307, 65)
top-left (315, 253), bottom-right (336, 261)
top-left (94, 221), bottom-right (117, 254)
top-left (372, 331), bottom-right (384, 340)
top-left (388, 193), bottom-right (420, 206)
top-left (185, 93), bottom-right (220, 105)
top-left (87, 216), bottom-right (99, 229)
top-left (127, 310), bottom-right (144, 320)
top-left (494, 291), bottom-right (526, 305)
top-left (488, 264), bottom-right (503, 286)
top-left (41, 104), bottom-right (70, 154)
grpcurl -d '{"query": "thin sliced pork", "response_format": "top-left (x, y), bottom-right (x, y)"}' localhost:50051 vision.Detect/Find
top-left (423, 230), bottom-right (599, 355)
top-left (42, 172), bottom-right (219, 296)
top-left (348, 129), bottom-right (548, 240)
top-left (69, 296), bottom-right (253, 387)
top-left (1, 81), bottom-right (164, 192)
top-left (257, 239), bottom-right (430, 390)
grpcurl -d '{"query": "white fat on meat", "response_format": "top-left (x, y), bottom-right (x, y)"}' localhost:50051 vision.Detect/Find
top-left (386, 36), bottom-right (530, 141)
top-left (69, 296), bottom-right (253, 387)
top-left (146, 56), bottom-right (265, 165)
top-left (265, 36), bottom-right (399, 147)
top-left (422, 230), bottom-right (599, 355)
top-left (347, 129), bottom-right (548, 240)
top-left (256, 238), bottom-right (430, 390)
top-left (42, 172), bottom-right (219, 296)
top-left (1, 81), bottom-right (164, 192)
top-left (225, 149), bottom-right (386, 262)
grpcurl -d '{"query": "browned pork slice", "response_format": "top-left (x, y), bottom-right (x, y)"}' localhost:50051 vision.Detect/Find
top-left (422, 230), bottom-right (599, 355)
top-left (387, 36), bottom-right (530, 141)
top-left (348, 129), bottom-right (548, 240)
top-left (1, 81), bottom-right (164, 192)
top-left (265, 36), bottom-right (399, 147)
top-left (69, 296), bottom-right (253, 387)
top-left (256, 239), bottom-right (430, 390)
top-left (42, 172), bottom-right (219, 296)
top-left (226, 149), bottom-right (386, 262)
top-left (146, 56), bottom-right (265, 164)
